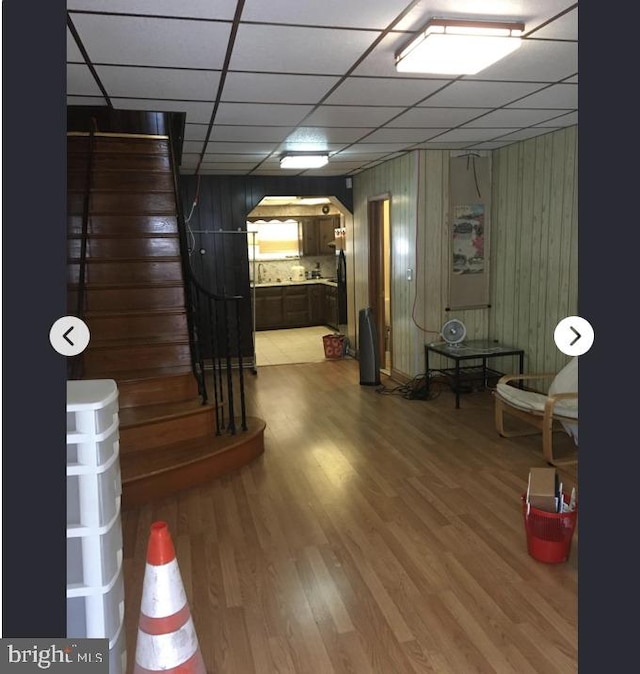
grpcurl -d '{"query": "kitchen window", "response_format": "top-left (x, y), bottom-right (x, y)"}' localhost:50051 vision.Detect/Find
top-left (247, 219), bottom-right (300, 260)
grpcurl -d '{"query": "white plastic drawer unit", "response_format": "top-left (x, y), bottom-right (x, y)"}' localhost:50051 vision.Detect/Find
top-left (67, 451), bottom-right (122, 530)
top-left (66, 379), bottom-right (119, 437)
top-left (67, 513), bottom-right (123, 591)
top-left (66, 561), bottom-right (125, 642)
top-left (108, 620), bottom-right (127, 674)
top-left (67, 420), bottom-right (119, 470)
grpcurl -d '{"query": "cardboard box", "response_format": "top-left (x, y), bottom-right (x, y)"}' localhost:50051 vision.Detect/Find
top-left (527, 467), bottom-right (559, 512)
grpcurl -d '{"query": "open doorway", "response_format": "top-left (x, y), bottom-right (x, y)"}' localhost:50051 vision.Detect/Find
top-left (368, 196), bottom-right (392, 375)
top-left (248, 196), bottom-right (351, 366)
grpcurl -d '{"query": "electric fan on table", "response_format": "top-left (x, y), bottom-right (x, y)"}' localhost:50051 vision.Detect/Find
top-left (440, 319), bottom-right (467, 346)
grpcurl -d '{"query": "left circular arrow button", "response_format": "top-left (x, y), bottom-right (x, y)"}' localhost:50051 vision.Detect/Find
top-left (49, 316), bottom-right (91, 356)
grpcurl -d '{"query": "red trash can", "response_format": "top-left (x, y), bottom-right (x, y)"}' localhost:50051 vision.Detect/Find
top-left (323, 333), bottom-right (345, 359)
top-left (521, 492), bottom-right (578, 563)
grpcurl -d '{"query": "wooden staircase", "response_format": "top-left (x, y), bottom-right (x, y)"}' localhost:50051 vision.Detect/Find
top-left (67, 131), bottom-right (265, 509)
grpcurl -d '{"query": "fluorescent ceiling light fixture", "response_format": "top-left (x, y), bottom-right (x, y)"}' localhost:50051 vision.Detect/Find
top-left (280, 153), bottom-right (329, 169)
top-left (395, 18), bottom-right (524, 75)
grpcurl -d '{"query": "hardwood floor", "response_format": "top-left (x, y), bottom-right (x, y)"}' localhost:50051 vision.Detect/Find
top-left (121, 359), bottom-right (578, 674)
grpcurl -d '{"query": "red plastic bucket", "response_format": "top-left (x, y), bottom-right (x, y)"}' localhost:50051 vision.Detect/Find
top-left (521, 492), bottom-right (577, 563)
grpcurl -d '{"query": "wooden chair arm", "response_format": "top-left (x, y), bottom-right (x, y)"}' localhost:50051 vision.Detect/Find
top-left (544, 392), bottom-right (578, 418)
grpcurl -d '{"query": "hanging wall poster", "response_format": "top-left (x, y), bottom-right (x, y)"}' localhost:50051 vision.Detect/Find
top-left (452, 204), bottom-right (485, 275)
top-left (448, 154), bottom-right (490, 310)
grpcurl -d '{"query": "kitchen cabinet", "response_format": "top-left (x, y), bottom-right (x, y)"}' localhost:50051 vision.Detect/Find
top-left (254, 282), bottom-right (338, 330)
top-left (254, 286), bottom-right (283, 329)
top-left (300, 216), bottom-right (339, 256)
top-left (309, 284), bottom-right (326, 324)
top-left (282, 286), bottom-right (310, 326)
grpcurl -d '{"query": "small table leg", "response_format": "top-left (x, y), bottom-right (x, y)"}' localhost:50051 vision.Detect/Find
top-left (518, 352), bottom-right (524, 388)
top-left (425, 347), bottom-right (431, 396)
top-left (455, 360), bottom-right (460, 408)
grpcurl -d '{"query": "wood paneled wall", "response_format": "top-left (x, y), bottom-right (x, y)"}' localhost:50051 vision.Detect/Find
top-left (352, 127), bottom-right (578, 383)
top-left (352, 152), bottom-right (420, 377)
top-left (490, 127), bottom-right (578, 378)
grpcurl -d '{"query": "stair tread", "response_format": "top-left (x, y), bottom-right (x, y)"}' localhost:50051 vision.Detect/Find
top-left (68, 280), bottom-right (185, 289)
top-left (90, 335), bottom-right (190, 347)
top-left (69, 256), bottom-right (182, 263)
top-left (120, 416), bottom-right (265, 482)
top-left (85, 307), bottom-right (186, 317)
top-left (84, 365), bottom-right (195, 382)
top-left (119, 399), bottom-right (215, 428)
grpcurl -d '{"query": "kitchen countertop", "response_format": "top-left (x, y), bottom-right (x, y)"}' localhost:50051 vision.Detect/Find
top-left (251, 278), bottom-right (337, 288)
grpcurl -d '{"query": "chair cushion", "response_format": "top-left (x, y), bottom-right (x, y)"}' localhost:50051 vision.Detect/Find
top-left (548, 356), bottom-right (578, 396)
top-left (495, 382), bottom-right (578, 419)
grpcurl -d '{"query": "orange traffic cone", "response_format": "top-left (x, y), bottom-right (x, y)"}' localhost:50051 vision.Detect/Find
top-left (133, 521), bottom-right (206, 674)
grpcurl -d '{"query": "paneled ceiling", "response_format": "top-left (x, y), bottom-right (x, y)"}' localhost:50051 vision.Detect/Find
top-left (67, 1), bottom-right (578, 177)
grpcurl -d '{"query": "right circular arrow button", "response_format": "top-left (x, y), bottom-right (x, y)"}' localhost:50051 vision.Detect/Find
top-left (554, 316), bottom-right (594, 356)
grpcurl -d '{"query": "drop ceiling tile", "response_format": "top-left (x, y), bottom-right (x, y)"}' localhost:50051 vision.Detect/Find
top-left (496, 128), bottom-right (559, 142)
top-left (199, 162), bottom-right (262, 171)
top-left (211, 126), bottom-right (293, 143)
top-left (110, 98), bottom-right (215, 123)
top-left (67, 64), bottom-right (104, 97)
top-left (205, 141), bottom-right (286, 154)
top-left (68, 0), bottom-right (239, 19)
top-left (215, 103), bottom-right (314, 126)
top-left (419, 81), bottom-right (547, 108)
top-left (222, 73), bottom-right (341, 104)
top-left (281, 142), bottom-right (350, 153)
top-left (346, 142), bottom-right (417, 153)
top-left (285, 127), bottom-right (375, 144)
top-left (241, 0), bottom-right (409, 29)
top-left (228, 24), bottom-right (382, 74)
top-left (182, 140), bottom-right (208, 154)
top-left (534, 111), bottom-right (578, 127)
top-left (430, 128), bottom-right (520, 143)
top-left (330, 149), bottom-right (404, 159)
top-left (417, 141), bottom-right (481, 150)
top-left (184, 124), bottom-right (210, 141)
top-left (463, 108), bottom-right (567, 128)
top-left (462, 40), bottom-right (578, 82)
top-left (506, 83), bottom-right (577, 109)
top-left (527, 8), bottom-right (578, 40)
top-left (387, 107), bottom-right (492, 127)
top-left (324, 77), bottom-right (448, 106)
top-left (303, 106), bottom-right (404, 127)
top-left (71, 15), bottom-right (232, 69)
top-left (323, 161), bottom-right (372, 171)
top-left (96, 65), bottom-right (221, 100)
top-left (202, 154), bottom-right (266, 163)
top-left (67, 28), bottom-right (84, 61)
top-left (363, 128), bottom-right (448, 143)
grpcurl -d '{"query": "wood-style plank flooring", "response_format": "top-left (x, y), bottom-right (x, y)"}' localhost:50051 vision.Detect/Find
top-left (121, 359), bottom-right (578, 674)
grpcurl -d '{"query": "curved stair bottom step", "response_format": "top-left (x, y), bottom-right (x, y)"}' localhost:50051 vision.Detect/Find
top-left (120, 416), bottom-right (266, 509)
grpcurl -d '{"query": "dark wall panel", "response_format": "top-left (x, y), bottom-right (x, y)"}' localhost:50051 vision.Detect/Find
top-left (178, 174), bottom-right (353, 359)
top-left (179, 175), bottom-right (353, 294)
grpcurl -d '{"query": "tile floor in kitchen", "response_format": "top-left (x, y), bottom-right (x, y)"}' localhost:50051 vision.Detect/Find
top-left (253, 326), bottom-right (337, 366)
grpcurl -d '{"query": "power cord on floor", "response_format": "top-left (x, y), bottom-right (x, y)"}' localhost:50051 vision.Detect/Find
top-left (375, 373), bottom-right (444, 401)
